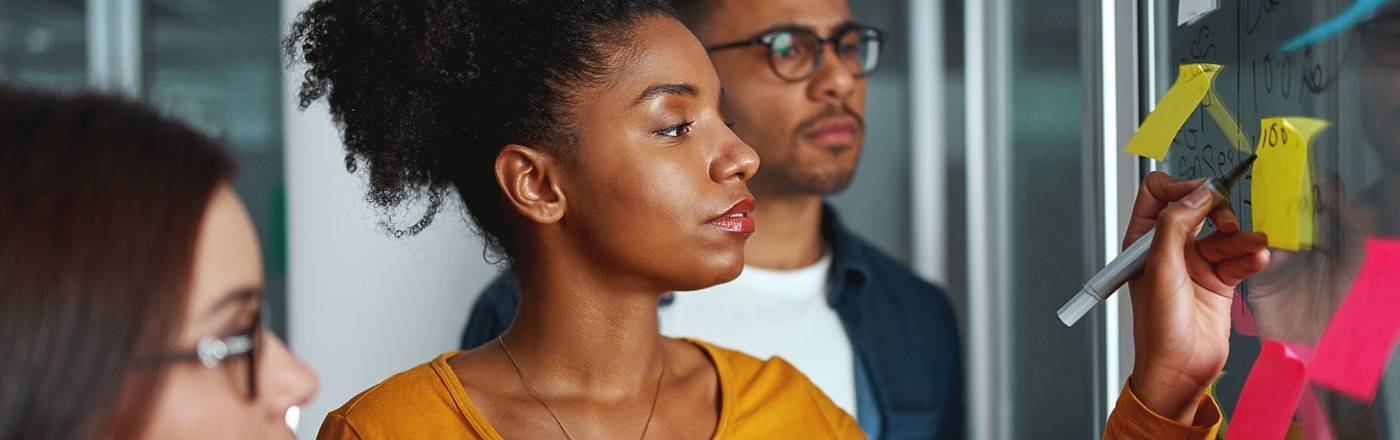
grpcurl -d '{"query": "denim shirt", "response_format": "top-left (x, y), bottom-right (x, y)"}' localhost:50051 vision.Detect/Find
top-left (459, 204), bottom-right (965, 439)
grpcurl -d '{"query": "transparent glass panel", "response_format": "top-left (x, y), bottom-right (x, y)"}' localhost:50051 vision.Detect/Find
top-left (1158, 0), bottom-right (1400, 437)
top-left (0, 0), bottom-right (87, 88)
top-left (834, 0), bottom-right (912, 264)
top-left (146, 0), bottom-right (288, 335)
top-left (1006, 0), bottom-right (1096, 437)
top-left (944, 0), bottom-right (969, 304)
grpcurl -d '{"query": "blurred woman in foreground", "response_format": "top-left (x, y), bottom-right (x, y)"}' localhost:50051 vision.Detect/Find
top-left (0, 86), bottom-right (318, 439)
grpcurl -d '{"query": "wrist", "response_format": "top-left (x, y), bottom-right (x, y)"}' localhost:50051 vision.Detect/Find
top-left (1129, 368), bottom-right (1212, 424)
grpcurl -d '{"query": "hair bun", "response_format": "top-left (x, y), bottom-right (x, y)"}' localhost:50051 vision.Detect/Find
top-left (286, 0), bottom-right (674, 262)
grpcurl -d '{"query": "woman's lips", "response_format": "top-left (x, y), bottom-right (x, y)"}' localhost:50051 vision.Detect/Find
top-left (709, 198), bottom-right (755, 234)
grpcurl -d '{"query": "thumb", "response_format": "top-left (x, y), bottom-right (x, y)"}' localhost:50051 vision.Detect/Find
top-left (1148, 185), bottom-right (1215, 267)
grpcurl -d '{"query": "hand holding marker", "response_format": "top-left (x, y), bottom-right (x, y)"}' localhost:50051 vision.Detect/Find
top-left (1058, 155), bottom-right (1256, 326)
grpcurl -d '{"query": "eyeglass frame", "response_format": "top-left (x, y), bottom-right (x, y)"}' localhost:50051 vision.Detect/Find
top-left (143, 308), bottom-right (263, 400)
top-left (705, 23), bottom-right (889, 82)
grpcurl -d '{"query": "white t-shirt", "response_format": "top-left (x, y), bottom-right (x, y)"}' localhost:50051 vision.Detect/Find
top-left (658, 252), bottom-right (857, 415)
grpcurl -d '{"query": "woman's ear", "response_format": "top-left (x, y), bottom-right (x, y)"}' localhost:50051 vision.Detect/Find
top-left (495, 144), bottom-right (567, 224)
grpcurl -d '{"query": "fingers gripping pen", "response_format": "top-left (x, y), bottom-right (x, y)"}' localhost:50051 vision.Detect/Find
top-left (1057, 155), bottom-right (1256, 327)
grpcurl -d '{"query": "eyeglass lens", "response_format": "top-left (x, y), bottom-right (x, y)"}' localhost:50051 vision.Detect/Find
top-left (767, 27), bottom-right (883, 81)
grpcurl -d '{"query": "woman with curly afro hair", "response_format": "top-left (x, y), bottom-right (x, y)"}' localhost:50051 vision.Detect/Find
top-left (286, 0), bottom-right (863, 438)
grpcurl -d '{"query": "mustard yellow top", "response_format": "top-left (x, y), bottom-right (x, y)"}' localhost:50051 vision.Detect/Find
top-left (1104, 382), bottom-right (1221, 439)
top-left (317, 339), bottom-right (864, 439)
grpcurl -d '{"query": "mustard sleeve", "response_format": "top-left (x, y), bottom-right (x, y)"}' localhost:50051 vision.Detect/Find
top-left (1104, 382), bottom-right (1221, 440)
top-left (827, 400), bottom-right (866, 439)
top-left (317, 412), bottom-right (365, 440)
top-left (799, 372), bottom-right (866, 439)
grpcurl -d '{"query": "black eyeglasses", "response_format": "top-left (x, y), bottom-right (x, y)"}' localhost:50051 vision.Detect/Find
top-left (1360, 14), bottom-right (1400, 68)
top-left (706, 24), bottom-right (888, 82)
top-left (146, 308), bottom-right (263, 400)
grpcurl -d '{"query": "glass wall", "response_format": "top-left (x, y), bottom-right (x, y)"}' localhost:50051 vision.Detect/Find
top-left (1154, 0), bottom-right (1400, 437)
top-left (1005, 0), bottom-right (1097, 437)
top-left (961, 0), bottom-right (1105, 437)
top-left (835, 0), bottom-right (912, 265)
top-left (846, 0), bottom-right (971, 315)
top-left (146, 0), bottom-right (287, 335)
top-left (0, 0), bottom-right (87, 88)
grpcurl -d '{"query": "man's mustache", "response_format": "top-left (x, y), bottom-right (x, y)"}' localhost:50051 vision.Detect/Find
top-left (794, 103), bottom-right (865, 135)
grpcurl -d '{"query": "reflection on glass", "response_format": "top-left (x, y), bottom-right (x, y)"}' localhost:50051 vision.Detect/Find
top-left (1357, 7), bottom-right (1400, 240)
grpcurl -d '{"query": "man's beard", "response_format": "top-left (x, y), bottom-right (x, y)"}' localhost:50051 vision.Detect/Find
top-left (753, 158), bottom-right (858, 196)
top-left (749, 104), bottom-right (864, 196)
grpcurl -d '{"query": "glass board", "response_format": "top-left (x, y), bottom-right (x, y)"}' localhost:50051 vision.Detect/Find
top-left (1157, 0), bottom-right (1400, 437)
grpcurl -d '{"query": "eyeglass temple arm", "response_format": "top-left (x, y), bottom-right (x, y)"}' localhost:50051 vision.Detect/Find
top-left (705, 37), bottom-right (767, 52)
top-left (135, 334), bottom-right (254, 368)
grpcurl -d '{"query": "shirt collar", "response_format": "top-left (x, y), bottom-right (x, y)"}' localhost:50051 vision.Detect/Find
top-left (821, 203), bottom-right (871, 307)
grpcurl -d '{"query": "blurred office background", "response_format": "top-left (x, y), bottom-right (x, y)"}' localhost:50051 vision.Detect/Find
top-left (0, 0), bottom-right (1170, 438)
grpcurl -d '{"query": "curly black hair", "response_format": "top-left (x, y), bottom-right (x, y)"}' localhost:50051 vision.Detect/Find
top-left (286, 0), bottom-right (676, 263)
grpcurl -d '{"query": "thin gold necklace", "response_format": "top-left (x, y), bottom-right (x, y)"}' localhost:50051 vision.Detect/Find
top-left (496, 336), bottom-right (666, 440)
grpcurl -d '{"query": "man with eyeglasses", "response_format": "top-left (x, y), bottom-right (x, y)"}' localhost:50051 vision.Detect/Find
top-left (459, 1), bottom-right (962, 438)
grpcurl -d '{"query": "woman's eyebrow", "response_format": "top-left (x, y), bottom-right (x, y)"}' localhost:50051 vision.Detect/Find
top-left (203, 287), bottom-right (261, 320)
top-left (632, 83), bottom-right (699, 106)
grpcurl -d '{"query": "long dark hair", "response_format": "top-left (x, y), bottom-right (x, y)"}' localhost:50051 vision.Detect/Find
top-left (0, 85), bottom-right (235, 439)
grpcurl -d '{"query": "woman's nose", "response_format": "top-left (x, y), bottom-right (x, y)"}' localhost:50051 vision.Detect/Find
top-left (710, 131), bottom-right (761, 183)
top-left (257, 334), bottom-right (319, 425)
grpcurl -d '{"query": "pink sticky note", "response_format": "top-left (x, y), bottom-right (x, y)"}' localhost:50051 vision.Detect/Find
top-left (1233, 288), bottom-right (1258, 336)
top-left (1295, 384), bottom-right (1334, 440)
top-left (1281, 343), bottom-right (1335, 440)
top-left (1229, 340), bottom-right (1308, 440)
top-left (1283, 342), bottom-right (1314, 362)
top-left (1308, 239), bottom-right (1400, 402)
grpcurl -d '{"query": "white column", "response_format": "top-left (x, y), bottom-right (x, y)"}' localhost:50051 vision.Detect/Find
top-left (86, 0), bottom-right (142, 95)
top-left (910, 0), bottom-right (947, 286)
top-left (1077, 0), bottom-right (1142, 431)
top-left (965, 0), bottom-right (1011, 437)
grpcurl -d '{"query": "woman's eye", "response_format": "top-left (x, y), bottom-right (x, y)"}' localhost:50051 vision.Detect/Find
top-left (658, 121), bottom-right (694, 138)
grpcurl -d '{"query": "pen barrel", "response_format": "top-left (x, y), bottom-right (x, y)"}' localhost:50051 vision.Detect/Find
top-left (1060, 178), bottom-right (1235, 326)
top-left (1083, 180), bottom-right (1225, 301)
top-left (1083, 229), bottom-right (1154, 301)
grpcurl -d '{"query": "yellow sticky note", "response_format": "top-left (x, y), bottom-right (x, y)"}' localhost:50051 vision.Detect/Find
top-left (1291, 118), bottom-right (1328, 249)
top-left (1125, 63), bottom-right (1222, 160)
top-left (1251, 117), bottom-right (1329, 251)
top-left (1203, 89), bottom-right (1251, 153)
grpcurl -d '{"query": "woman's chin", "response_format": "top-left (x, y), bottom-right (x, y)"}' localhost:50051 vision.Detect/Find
top-left (712, 259), bottom-right (745, 283)
top-left (665, 256), bottom-right (745, 292)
